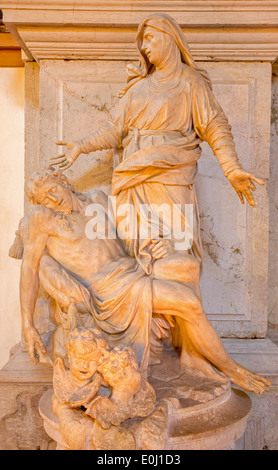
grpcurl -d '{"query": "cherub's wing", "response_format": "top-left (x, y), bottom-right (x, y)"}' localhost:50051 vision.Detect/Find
top-left (69, 373), bottom-right (102, 408)
top-left (53, 357), bottom-right (76, 404)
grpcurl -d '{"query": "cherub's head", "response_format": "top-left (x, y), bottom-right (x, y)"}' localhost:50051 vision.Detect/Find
top-left (66, 327), bottom-right (109, 384)
top-left (26, 166), bottom-right (78, 214)
top-left (98, 345), bottom-right (139, 387)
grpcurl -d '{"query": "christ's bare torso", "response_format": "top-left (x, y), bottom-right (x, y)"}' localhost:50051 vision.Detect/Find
top-left (35, 191), bottom-right (126, 286)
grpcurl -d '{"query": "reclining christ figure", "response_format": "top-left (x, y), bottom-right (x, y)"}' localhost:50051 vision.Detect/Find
top-left (9, 166), bottom-right (270, 394)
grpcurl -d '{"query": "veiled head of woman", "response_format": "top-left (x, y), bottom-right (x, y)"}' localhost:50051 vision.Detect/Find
top-left (140, 25), bottom-right (180, 70)
top-left (135, 13), bottom-right (195, 75)
top-left (119, 13), bottom-right (212, 96)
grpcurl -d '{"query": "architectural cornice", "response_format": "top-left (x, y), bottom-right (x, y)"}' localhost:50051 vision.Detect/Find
top-left (2, 1), bottom-right (278, 13)
top-left (2, 1), bottom-right (278, 62)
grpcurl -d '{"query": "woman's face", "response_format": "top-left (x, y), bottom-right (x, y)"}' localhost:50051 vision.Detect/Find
top-left (141, 27), bottom-right (166, 67)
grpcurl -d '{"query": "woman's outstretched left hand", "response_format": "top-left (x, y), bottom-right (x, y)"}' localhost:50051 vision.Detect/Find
top-left (227, 168), bottom-right (264, 206)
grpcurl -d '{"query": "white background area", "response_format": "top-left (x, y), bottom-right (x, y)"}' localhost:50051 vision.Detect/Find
top-left (0, 67), bottom-right (24, 368)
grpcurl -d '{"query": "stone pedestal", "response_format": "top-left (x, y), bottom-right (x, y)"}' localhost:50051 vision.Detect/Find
top-left (0, 346), bottom-right (54, 450)
top-left (39, 350), bottom-right (252, 451)
top-left (39, 387), bottom-right (251, 450)
top-left (1, 338), bottom-right (278, 450)
top-left (223, 336), bottom-right (278, 450)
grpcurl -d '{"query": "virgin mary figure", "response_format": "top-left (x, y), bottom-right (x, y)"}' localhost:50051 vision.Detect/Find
top-left (52, 13), bottom-right (264, 378)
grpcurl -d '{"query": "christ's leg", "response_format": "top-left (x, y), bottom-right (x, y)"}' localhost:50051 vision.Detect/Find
top-left (153, 279), bottom-right (271, 394)
top-left (152, 252), bottom-right (200, 283)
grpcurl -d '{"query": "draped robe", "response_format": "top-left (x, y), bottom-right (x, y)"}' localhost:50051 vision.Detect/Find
top-left (79, 64), bottom-right (241, 275)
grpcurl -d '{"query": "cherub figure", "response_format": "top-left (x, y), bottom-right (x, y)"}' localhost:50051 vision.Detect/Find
top-left (86, 345), bottom-right (156, 428)
top-left (86, 345), bottom-right (167, 451)
top-left (52, 327), bottom-right (161, 450)
top-left (52, 327), bottom-right (110, 450)
top-left (53, 327), bottom-right (108, 408)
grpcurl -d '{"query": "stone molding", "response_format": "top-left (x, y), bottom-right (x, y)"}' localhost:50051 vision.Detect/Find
top-left (2, 1), bottom-right (278, 62)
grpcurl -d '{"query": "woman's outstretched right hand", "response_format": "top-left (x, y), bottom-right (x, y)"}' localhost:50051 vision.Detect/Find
top-left (50, 141), bottom-right (82, 170)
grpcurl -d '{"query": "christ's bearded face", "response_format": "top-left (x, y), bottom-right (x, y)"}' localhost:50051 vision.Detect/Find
top-left (33, 179), bottom-right (74, 214)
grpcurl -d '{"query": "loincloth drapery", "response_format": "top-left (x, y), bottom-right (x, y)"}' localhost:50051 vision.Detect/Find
top-left (40, 255), bottom-right (152, 375)
top-left (87, 257), bottom-right (152, 374)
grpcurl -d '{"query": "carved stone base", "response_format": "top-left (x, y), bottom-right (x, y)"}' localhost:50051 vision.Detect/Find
top-left (2, 339), bottom-right (277, 450)
top-left (0, 345), bottom-right (54, 450)
top-left (148, 349), bottom-right (252, 450)
top-left (39, 349), bottom-right (251, 450)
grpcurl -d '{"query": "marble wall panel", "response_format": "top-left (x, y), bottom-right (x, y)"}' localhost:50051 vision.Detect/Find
top-left (197, 62), bottom-right (271, 336)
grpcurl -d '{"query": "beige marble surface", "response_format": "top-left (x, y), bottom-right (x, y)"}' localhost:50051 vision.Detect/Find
top-left (197, 62), bottom-right (271, 336)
